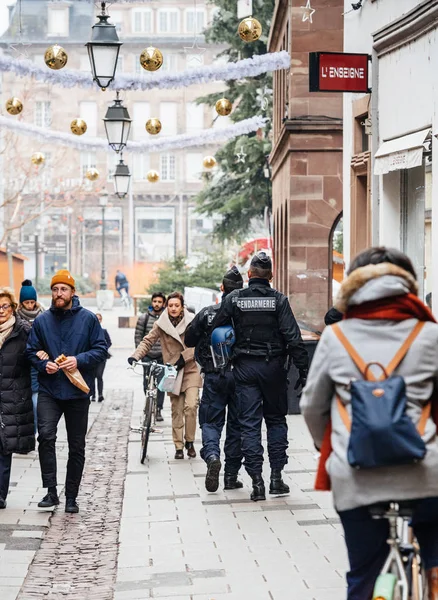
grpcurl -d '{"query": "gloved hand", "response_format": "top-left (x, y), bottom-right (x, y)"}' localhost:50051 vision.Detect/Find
top-left (174, 356), bottom-right (185, 371)
top-left (127, 357), bottom-right (136, 366)
top-left (294, 370), bottom-right (308, 390)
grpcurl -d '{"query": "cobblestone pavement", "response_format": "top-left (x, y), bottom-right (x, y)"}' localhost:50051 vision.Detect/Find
top-left (0, 306), bottom-right (348, 599)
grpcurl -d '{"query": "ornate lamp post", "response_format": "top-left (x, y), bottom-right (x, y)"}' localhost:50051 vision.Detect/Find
top-left (99, 191), bottom-right (109, 290)
top-left (86, 2), bottom-right (122, 90)
top-left (113, 156), bottom-right (131, 198)
top-left (104, 92), bottom-right (132, 152)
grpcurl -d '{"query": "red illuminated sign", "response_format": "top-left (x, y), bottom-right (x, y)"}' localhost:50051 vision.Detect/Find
top-left (309, 52), bottom-right (370, 93)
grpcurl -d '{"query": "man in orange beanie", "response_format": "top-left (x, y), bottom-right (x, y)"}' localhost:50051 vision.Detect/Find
top-left (26, 270), bottom-right (107, 514)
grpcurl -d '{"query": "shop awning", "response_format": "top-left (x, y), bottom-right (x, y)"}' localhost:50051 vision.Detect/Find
top-left (374, 128), bottom-right (431, 175)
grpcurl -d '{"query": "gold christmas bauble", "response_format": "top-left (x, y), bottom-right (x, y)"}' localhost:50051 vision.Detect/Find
top-left (203, 156), bottom-right (217, 169)
top-left (85, 168), bottom-right (99, 181)
top-left (70, 118), bottom-right (87, 136)
top-left (215, 98), bottom-right (233, 117)
top-left (6, 97), bottom-right (23, 115)
top-left (145, 118), bottom-right (162, 135)
top-left (238, 17), bottom-right (262, 42)
top-left (140, 47), bottom-right (163, 72)
top-left (146, 170), bottom-right (160, 183)
top-left (31, 152), bottom-right (45, 166)
top-left (44, 44), bottom-right (68, 70)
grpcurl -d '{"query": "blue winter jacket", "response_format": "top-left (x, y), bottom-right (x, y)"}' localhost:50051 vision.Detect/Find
top-left (25, 296), bottom-right (107, 400)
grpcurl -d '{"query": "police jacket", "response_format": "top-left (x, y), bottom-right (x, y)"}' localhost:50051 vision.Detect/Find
top-left (26, 296), bottom-right (108, 400)
top-left (210, 278), bottom-right (308, 373)
top-left (185, 301), bottom-right (222, 373)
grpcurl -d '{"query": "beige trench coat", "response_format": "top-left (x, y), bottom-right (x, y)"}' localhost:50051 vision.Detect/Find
top-left (131, 308), bottom-right (202, 395)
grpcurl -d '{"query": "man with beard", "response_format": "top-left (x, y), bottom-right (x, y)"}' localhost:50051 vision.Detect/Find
top-left (134, 292), bottom-right (166, 421)
top-left (26, 270), bottom-right (107, 513)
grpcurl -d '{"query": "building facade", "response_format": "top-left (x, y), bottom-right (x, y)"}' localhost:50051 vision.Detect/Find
top-left (269, 0), bottom-right (344, 329)
top-left (0, 0), bottom-right (225, 293)
top-left (342, 0), bottom-right (436, 306)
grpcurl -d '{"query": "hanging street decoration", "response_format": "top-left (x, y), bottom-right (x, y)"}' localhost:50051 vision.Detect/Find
top-left (6, 97), bottom-right (23, 115)
top-left (140, 47), bottom-right (164, 72)
top-left (0, 114), bottom-right (267, 154)
top-left (238, 17), bottom-right (263, 42)
top-left (184, 40), bottom-right (207, 65)
top-left (215, 98), bottom-right (233, 117)
top-left (145, 119), bottom-right (162, 135)
top-left (203, 156), bottom-right (217, 169)
top-left (70, 119), bottom-right (88, 136)
top-left (31, 152), bottom-right (45, 166)
top-left (9, 42), bottom-right (32, 59)
top-left (236, 146), bottom-right (247, 163)
top-left (301, 0), bottom-right (316, 23)
top-left (44, 44), bottom-right (68, 70)
top-left (146, 170), bottom-right (160, 183)
top-left (0, 52), bottom-right (290, 92)
top-left (85, 168), bottom-right (99, 181)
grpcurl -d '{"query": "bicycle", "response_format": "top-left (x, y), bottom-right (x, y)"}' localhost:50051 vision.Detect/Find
top-left (372, 501), bottom-right (427, 600)
top-left (130, 360), bottom-right (164, 464)
top-left (119, 287), bottom-right (131, 310)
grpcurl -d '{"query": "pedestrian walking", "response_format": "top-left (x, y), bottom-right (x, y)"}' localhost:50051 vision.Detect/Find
top-left (134, 293), bottom-right (166, 421)
top-left (129, 292), bottom-right (202, 459)
top-left (115, 270), bottom-right (130, 298)
top-left (0, 288), bottom-right (35, 509)
top-left (210, 252), bottom-right (308, 501)
top-left (17, 279), bottom-right (45, 431)
top-left (90, 313), bottom-right (112, 402)
top-left (26, 270), bottom-right (107, 514)
top-left (301, 247), bottom-right (438, 599)
top-left (185, 267), bottom-right (244, 492)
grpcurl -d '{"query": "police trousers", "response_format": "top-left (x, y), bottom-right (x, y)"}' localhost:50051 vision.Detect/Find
top-left (199, 371), bottom-right (242, 476)
top-left (233, 356), bottom-right (288, 476)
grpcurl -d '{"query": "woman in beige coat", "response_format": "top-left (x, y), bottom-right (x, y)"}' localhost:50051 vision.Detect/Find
top-left (130, 292), bottom-right (202, 459)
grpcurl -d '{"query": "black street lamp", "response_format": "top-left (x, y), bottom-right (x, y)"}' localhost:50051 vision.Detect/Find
top-left (113, 156), bottom-right (131, 198)
top-left (99, 191), bottom-right (108, 290)
top-left (86, 2), bottom-right (122, 91)
top-left (104, 92), bottom-right (132, 153)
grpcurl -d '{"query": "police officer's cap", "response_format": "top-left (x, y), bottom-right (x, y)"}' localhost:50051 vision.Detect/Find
top-left (250, 251), bottom-right (272, 271)
top-left (223, 266), bottom-right (243, 290)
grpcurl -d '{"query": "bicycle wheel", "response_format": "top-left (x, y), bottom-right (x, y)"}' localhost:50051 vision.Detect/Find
top-left (140, 394), bottom-right (153, 464)
top-left (373, 573), bottom-right (397, 600)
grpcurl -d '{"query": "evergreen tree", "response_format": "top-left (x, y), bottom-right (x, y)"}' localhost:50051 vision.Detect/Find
top-left (195, 0), bottom-right (275, 241)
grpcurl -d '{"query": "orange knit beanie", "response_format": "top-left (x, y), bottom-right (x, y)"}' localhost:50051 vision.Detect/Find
top-left (50, 270), bottom-right (75, 289)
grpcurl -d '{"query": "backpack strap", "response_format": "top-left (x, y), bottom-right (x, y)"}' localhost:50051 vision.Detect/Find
top-left (332, 321), bottom-right (429, 436)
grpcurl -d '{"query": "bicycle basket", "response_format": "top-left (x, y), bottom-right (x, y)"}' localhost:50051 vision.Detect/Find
top-left (158, 365), bottom-right (178, 393)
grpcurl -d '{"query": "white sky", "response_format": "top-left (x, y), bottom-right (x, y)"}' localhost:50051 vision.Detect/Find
top-left (0, 0), bottom-right (14, 37)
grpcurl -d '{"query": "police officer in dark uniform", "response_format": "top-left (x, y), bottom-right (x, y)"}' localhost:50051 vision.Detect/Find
top-left (185, 267), bottom-right (244, 493)
top-left (210, 252), bottom-right (309, 502)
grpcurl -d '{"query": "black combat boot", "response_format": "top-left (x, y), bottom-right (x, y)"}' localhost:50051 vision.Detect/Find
top-left (250, 474), bottom-right (266, 502)
top-left (269, 470), bottom-right (290, 495)
top-left (205, 456), bottom-right (221, 493)
top-left (224, 474), bottom-right (244, 490)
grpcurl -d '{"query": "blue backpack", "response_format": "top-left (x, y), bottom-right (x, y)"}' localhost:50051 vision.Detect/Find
top-left (332, 321), bottom-right (430, 470)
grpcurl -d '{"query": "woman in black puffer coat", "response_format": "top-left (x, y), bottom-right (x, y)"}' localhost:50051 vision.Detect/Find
top-left (0, 288), bottom-right (35, 509)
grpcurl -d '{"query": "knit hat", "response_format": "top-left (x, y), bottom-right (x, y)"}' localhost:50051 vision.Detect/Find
top-left (222, 266), bottom-right (243, 291)
top-left (250, 251), bottom-right (272, 271)
top-left (19, 279), bottom-right (37, 303)
top-left (50, 270), bottom-right (75, 289)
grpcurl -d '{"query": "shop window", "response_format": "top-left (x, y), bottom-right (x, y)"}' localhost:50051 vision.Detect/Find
top-left (330, 214), bottom-right (344, 305)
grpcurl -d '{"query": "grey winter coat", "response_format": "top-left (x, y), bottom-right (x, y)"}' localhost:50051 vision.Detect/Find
top-left (301, 263), bottom-right (438, 512)
top-left (134, 308), bottom-right (163, 358)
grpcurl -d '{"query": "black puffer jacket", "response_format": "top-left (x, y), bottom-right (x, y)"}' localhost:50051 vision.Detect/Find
top-left (0, 318), bottom-right (35, 455)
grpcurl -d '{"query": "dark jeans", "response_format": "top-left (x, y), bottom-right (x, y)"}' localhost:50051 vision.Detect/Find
top-left (0, 439), bottom-right (11, 500)
top-left (339, 497), bottom-right (438, 599)
top-left (91, 360), bottom-right (106, 399)
top-left (143, 360), bottom-right (164, 410)
top-left (199, 371), bottom-right (242, 476)
top-left (37, 394), bottom-right (90, 499)
top-left (233, 356), bottom-right (289, 476)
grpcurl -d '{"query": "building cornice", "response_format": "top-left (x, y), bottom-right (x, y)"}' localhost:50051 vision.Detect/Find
top-left (373, 0), bottom-right (438, 57)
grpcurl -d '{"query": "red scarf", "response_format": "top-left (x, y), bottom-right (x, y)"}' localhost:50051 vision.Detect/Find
top-left (315, 293), bottom-right (437, 492)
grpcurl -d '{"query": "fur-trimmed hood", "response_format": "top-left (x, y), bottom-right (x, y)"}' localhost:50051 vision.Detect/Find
top-left (335, 263), bottom-right (418, 313)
